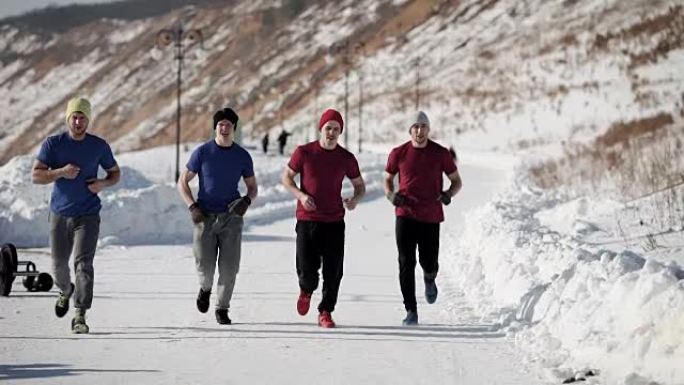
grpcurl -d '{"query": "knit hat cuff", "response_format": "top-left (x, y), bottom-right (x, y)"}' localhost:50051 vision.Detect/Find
top-left (318, 109), bottom-right (344, 132)
top-left (65, 97), bottom-right (92, 124)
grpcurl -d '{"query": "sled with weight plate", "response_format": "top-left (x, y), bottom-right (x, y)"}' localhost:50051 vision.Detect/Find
top-left (0, 243), bottom-right (53, 296)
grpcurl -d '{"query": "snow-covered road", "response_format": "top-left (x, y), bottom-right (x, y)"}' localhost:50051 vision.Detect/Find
top-left (0, 161), bottom-right (542, 385)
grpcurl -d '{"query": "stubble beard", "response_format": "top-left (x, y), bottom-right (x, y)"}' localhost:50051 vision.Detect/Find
top-left (70, 126), bottom-right (87, 140)
top-left (325, 136), bottom-right (338, 147)
top-left (413, 135), bottom-right (427, 146)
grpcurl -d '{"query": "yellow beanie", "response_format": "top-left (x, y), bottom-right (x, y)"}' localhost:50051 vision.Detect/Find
top-left (65, 97), bottom-right (92, 125)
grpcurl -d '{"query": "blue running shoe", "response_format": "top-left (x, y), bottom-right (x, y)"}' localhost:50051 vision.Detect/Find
top-left (425, 278), bottom-right (438, 304)
top-left (402, 310), bottom-right (418, 326)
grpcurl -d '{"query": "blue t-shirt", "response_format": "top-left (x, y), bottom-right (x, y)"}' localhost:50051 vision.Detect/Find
top-left (187, 140), bottom-right (254, 214)
top-left (36, 132), bottom-right (117, 217)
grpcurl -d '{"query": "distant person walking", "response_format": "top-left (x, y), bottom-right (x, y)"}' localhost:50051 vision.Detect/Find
top-left (262, 133), bottom-right (269, 154)
top-left (277, 130), bottom-right (292, 155)
top-left (32, 97), bottom-right (121, 334)
top-left (384, 111), bottom-right (462, 326)
top-left (282, 108), bottom-right (365, 328)
top-left (177, 107), bottom-right (258, 325)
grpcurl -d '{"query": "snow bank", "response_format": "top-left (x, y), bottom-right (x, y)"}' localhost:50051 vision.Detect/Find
top-left (443, 173), bottom-right (684, 384)
top-left (0, 145), bottom-right (388, 247)
top-left (0, 154), bottom-right (190, 247)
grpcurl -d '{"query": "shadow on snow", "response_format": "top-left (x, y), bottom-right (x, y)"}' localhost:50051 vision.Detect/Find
top-left (0, 363), bottom-right (158, 381)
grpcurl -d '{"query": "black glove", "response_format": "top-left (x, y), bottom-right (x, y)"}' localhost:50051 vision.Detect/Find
top-left (386, 191), bottom-right (406, 207)
top-left (229, 196), bottom-right (251, 216)
top-left (189, 203), bottom-right (204, 224)
top-left (439, 191), bottom-right (452, 206)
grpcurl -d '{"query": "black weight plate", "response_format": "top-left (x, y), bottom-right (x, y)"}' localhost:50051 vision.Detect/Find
top-left (5, 243), bottom-right (18, 290)
top-left (0, 249), bottom-right (13, 296)
top-left (36, 273), bottom-right (53, 292)
top-left (23, 275), bottom-right (36, 291)
top-left (6, 243), bottom-right (18, 271)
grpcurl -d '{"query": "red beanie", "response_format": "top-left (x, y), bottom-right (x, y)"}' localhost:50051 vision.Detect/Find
top-left (318, 109), bottom-right (344, 132)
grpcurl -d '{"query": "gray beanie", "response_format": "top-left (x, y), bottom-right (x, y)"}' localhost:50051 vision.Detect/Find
top-left (412, 111), bottom-right (430, 128)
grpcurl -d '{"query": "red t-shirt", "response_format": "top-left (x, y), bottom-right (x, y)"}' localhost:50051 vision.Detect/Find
top-left (288, 141), bottom-right (361, 222)
top-left (385, 140), bottom-right (458, 223)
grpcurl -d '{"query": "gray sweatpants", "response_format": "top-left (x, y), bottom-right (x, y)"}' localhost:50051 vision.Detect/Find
top-left (50, 212), bottom-right (100, 310)
top-left (193, 212), bottom-right (243, 310)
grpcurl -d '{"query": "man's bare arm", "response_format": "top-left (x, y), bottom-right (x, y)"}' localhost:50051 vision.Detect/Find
top-left (282, 166), bottom-right (316, 211)
top-left (444, 169), bottom-right (462, 197)
top-left (32, 160), bottom-right (78, 184)
top-left (177, 169), bottom-right (198, 207)
top-left (244, 175), bottom-right (258, 202)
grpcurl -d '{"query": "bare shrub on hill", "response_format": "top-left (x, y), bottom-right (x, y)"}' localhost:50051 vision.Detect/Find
top-left (590, 5), bottom-right (684, 69)
top-left (530, 114), bottom-right (684, 241)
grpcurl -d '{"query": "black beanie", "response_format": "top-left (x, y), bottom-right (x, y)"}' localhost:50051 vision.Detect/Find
top-left (213, 108), bottom-right (239, 130)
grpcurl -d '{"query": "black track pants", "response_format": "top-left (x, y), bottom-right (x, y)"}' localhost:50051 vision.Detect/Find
top-left (296, 220), bottom-right (345, 313)
top-left (395, 216), bottom-right (440, 312)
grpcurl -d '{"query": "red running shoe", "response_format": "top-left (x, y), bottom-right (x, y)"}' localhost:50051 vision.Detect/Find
top-left (297, 290), bottom-right (312, 315)
top-left (318, 310), bottom-right (336, 328)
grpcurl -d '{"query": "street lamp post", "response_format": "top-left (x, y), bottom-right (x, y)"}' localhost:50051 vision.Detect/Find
top-left (411, 56), bottom-right (431, 110)
top-left (328, 40), bottom-right (364, 149)
top-left (155, 23), bottom-right (203, 182)
top-left (358, 69), bottom-right (363, 153)
top-left (344, 67), bottom-right (349, 146)
top-left (269, 87), bottom-right (285, 131)
top-left (313, 84), bottom-right (320, 141)
top-left (411, 57), bottom-right (420, 110)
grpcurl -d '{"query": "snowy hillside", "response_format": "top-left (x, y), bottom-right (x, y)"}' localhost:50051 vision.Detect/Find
top-left (0, 0), bottom-right (682, 162)
top-left (1, 0), bottom-right (683, 384)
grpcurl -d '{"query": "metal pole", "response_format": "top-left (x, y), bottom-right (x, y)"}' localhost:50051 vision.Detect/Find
top-left (314, 85), bottom-right (319, 141)
top-left (358, 71), bottom-right (363, 153)
top-left (279, 94), bottom-right (284, 131)
top-left (175, 28), bottom-right (183, 183)
top-left (344, 68), bottom-right (349, 147)
top-left (156, 24), bottom-right (203, 183)
top-left (415, 57), bottom-right (420, 110)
